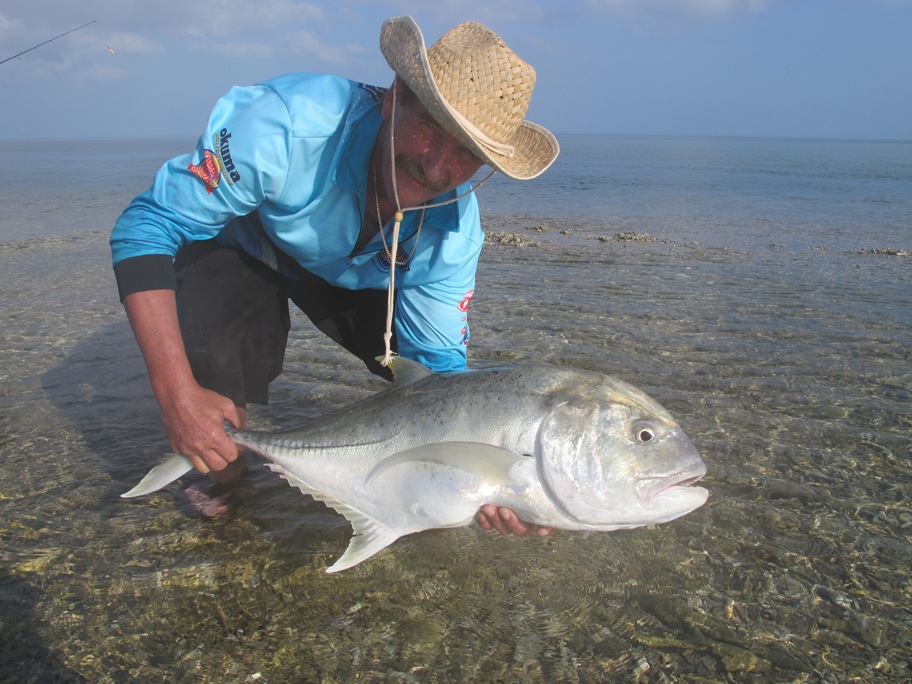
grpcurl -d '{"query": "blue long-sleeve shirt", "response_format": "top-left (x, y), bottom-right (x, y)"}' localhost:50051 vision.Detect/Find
top-left (110, 73), bottom-right (485, 372)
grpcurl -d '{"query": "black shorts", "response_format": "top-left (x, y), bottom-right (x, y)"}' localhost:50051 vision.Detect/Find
top-left (175, 240), bottom-right (395, 405)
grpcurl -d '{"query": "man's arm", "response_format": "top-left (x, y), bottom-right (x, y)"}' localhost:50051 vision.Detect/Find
top-left (123, 289), bottom-right (242, 473)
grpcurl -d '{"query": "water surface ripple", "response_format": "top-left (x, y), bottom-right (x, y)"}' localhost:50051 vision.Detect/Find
top-left (1, 136), bottom-right (910, 681)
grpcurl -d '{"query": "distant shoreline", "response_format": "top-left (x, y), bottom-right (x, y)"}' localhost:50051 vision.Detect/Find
top-left (2, 132), bottom-right (910, 145)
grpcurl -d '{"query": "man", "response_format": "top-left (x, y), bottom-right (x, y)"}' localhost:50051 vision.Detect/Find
top-left (110, 17), bottom-right (559, 535)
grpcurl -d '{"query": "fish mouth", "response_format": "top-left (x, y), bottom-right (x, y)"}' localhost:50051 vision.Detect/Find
top-left (635, 462), bottom-right (707, 503)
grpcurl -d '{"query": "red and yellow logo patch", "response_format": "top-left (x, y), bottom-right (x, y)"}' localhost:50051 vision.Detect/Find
top-left (188, 150), bottom-right (220, 194)
top-left (457, 290), bottom-right (475, 313)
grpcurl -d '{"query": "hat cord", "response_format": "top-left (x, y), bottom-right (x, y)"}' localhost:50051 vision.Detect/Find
top-left (378, 82), bottom-right (497, 367)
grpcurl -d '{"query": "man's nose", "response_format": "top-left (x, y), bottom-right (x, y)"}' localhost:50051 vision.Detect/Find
top-left (422, 147), bottom-right (452, 187)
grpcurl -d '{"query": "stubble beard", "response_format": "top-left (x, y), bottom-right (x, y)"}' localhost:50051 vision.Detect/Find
top-left (395, 154), bottom-right (449, 197)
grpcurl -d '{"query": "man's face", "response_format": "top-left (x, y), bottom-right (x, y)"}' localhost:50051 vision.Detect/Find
top-left (379, 88), bottom-right (484, 209)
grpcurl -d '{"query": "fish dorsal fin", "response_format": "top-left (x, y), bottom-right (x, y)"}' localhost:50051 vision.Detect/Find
top-left (366, 442), bottom-right (522, 484)
top-left (381, 355), bottom-right (436, 386)
top-left (264, 463), bottom-right (400, 573)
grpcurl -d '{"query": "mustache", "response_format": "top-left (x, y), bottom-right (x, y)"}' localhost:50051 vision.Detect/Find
top-left (395, 155), bottom-right (449, 195)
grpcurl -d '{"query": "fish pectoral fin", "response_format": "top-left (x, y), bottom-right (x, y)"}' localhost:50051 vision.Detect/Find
top-left (367, 442), bottom-right (523, 484)
top-left (121, 453), bottom-right (194, 498)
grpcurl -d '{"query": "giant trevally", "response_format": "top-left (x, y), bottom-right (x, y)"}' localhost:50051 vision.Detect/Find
top-left (123, 357), bottom-right (708, 573)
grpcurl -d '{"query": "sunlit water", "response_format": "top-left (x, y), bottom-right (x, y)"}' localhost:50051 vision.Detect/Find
top-left (1, 136), bottom-right (910, 682)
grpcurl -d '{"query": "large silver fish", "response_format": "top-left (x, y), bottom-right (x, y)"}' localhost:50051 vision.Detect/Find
top-left (123, 358), bottom-right (708, 572)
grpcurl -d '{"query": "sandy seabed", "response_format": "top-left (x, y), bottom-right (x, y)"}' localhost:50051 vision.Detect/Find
top-left (1, 221), bottom-right (910, 682)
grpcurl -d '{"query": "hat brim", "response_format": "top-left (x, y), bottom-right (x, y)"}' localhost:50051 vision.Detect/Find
top-left (380, 16), bottom-right (559, 181)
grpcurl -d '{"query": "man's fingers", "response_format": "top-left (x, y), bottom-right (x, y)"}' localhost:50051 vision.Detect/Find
top-left (475, 505), bottom-right (493, 531)
top-left (498, 507), bottom-right (534, 537)
top-left (188, 454), bottom-right (211, 475)
top-left (476, 505), bottom-right (543, 537)
top-left (188, 446), bottom-right (234, 475)
top-left (476, 506), bottom-right (556, 537)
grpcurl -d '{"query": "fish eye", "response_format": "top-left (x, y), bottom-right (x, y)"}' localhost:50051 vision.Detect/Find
top-left (633, 422), bottom-right (657, 443)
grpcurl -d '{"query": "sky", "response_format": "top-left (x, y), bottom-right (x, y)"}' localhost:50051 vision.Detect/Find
top-left (1, 0), bottom-right (910, 141)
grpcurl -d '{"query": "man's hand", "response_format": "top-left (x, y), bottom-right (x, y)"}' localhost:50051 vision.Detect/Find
top-left (476, 504), bottom-right (554, 537)
top-left (123, 289), bottom-right (243, 476)
top-left (160, 384), bottom-right (243, 475)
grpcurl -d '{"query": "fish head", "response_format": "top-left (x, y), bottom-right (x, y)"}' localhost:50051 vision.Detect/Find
top-left (536, 376), bottom-right (708, 529)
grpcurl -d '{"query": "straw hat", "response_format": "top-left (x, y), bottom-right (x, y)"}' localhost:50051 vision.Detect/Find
top-left (380, 16), bottom-right (559, 181)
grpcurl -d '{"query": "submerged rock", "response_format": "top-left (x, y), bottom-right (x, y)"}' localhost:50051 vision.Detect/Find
top-left (487, 232), bottom-right (540, 247)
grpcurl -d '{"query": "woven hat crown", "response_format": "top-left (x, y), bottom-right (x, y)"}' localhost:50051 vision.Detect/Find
top-left (428, 22), bottom-right (534, 149)
top-left (380, 16), bottom-right (558, 180)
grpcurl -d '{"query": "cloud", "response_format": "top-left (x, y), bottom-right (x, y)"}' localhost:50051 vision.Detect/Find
top-left (585, 0), bottom-right (771, 15)
top-left (104, 31), bottom-right (164, 57)
top-left (0, 0), bottom-right (365, 84)
top-left (284, 30), bottom-right (363, 66)
top-left (582, 0), bottom-right (773, 30)
top-left (181, 0), bottom-right (324, 41)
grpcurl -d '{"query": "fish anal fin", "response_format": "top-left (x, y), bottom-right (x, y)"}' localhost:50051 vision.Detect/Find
top-left (265, 464), bottom-right (402, 573)
top-left (326, 521), bottom-right (401, 574)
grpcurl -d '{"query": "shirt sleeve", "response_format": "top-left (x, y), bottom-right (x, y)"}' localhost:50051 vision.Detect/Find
top-left (394, 223), bottom-right (484, 373)
top-left (110, 83), bottom-right (293, 299)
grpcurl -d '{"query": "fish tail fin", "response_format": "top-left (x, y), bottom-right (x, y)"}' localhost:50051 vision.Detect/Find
top-left (121, 453), bottom-right (194, 498)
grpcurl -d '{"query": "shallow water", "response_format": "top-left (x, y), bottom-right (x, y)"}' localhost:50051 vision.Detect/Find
top-left (2, 207), bottom-right (910, 681)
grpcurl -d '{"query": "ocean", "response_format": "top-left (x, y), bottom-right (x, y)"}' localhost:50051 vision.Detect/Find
top-left (1, 134), bottom-right (910, 681)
